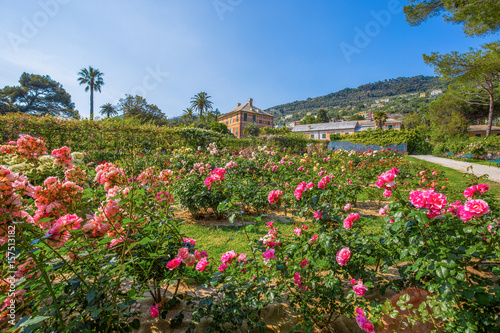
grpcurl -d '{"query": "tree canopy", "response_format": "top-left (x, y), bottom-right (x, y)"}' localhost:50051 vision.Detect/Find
top-left (78, 66), bottom-right (104, 120)
top-left (243, 123), bottom-right (260, 137)
top-left (373, 112), bottom-right (388, 128)
top-left (299, 114), bottom-right (317, 125)
top-left (190, 92), bottom-right (213, 117)
top-left (424, 42), bottom-right (500, 136)
top-left (0, 92), bottom-right (19, 114)
top-left (404, 0), bottom-right (500, 36)
top-left (0, 72), bottom-right (77, 118)
top-left (100, 103), bottom-right (118, 118)
top-left (316, 109), bottom-right (330, 123)
top-left (428, 94), bottom-right (469, 141)
top-left (119, 95), bottom-right (167, 125)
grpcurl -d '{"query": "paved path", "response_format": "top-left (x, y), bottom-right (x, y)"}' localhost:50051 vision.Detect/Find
top-left (410, 155), bottom-right (500, 183)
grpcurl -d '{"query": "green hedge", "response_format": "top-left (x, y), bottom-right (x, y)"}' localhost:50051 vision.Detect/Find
top-left (336, 129), bottom-right (431, 154)
top-left (433, 135), bottom-right (500, 157)
top-left (0, 113), bottom-right (231, 153)
top-left (0, 113), bottom-right (321, 155)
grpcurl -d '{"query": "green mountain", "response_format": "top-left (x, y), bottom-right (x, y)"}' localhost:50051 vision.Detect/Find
top-left (267, 75), bottom-right (448, 124)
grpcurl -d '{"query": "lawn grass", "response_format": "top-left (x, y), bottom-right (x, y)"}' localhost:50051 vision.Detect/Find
top-left (405, 156), bottom-right (500, 198)
top-left (176, 210), bottom-right (387, 268)
top-left (177, 215), bottom-right (299, 263)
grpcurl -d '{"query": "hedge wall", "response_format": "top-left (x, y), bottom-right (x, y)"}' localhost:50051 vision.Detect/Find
top-left (0, 114), bottom-right (320, 154)
top-left (336, 128), bottom-right (431, 154)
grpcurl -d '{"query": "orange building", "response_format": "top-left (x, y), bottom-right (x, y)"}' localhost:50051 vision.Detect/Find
top-left (218, 98), bottom-right (274, 138)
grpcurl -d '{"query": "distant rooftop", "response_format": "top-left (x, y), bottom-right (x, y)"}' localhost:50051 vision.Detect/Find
top-left (469, 125), bottom-right (500, 131)
top-left (292, 121), bottom-right (358, 132)
top-left (220, 98), bottom-right (274, 118)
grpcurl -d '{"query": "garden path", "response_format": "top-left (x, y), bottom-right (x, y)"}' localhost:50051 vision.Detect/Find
top-left (411, 155), bottom-right (500, 183)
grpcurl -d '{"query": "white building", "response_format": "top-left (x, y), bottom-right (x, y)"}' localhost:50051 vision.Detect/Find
top-left (291, 121), bottom-right (358, 140)
top-left (430, 89), bottom-right (443, 96)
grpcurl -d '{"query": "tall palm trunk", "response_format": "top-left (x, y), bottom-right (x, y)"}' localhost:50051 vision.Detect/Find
top-left (90, 84), bottom-right (94, 120)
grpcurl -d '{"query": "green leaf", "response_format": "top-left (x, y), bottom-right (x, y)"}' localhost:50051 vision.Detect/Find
top-left (19, 316), bottom-right (50, 327)
top-left (435, 265), bottom-right (448, 279)
top-left (87, 288), bottom-right (96, 302)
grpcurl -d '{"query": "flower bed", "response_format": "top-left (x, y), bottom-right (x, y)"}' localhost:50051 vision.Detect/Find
top-left (0, 134), bottom-right (498, 332)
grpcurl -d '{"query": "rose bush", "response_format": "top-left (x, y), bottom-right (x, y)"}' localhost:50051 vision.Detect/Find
top-left (0, 133), bottom-right (498, 332)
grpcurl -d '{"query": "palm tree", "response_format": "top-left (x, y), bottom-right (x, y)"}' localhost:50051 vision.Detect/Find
top-left (373, 111), bottom-right (388, 129)
top-left (99, 103), bottom-right (118, 118)
top-left (78, 66), bottom-right (104, 120)
top-left (181, 107), bottom-right (195, 123)
top-left (190, 92), bottom-right (213, 117)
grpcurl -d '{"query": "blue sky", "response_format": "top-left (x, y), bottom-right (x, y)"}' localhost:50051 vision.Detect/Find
top-left (0, 0), bottom-right (498, 119)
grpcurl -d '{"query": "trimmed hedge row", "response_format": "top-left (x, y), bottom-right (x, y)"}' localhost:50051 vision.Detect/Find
top-left (0, 113), bottom-right (228, 152)
top-left (0, 113), bottom-right (320, 154)
top-left (335, 128), bottom-right (431, 154)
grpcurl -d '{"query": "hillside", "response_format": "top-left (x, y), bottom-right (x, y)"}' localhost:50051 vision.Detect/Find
top-left (267, 75), bottom-right (448, 125)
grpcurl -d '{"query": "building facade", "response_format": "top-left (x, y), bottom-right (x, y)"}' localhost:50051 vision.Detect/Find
top-left (292, 121), bottom-right (359, 140)
top-left (292, 119), bottom-right (403, 141)
top-left (218, 98), bottom-right (274, 138)
top-left (468, 125), bottom-right (500, 137)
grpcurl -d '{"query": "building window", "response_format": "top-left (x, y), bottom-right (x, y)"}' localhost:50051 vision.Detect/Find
top-left (253, 115), bottom-right (256, 122)
top-left (236, 129), bottom-right (238, 135)
top-left (230, 119), bottom-right (233, 124)
top-left (322, 133), bottom-right (326, 139)
top-left (236, 115), bottom-right (239, 121)
top-left (475, 134), bottom-right (481, 137)
top-left (388, 125), bottom-right (393, 129)
top-left (244, 113), bottom-right (247, 121)
top-left (259, 120), bottom-right (262, 124)
top-left (267, 121), bottom-right (270, 125)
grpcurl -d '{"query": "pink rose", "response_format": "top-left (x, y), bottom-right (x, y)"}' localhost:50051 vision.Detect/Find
top-left (150, 304), bottom-right (159, 318)
top-left (464, 199), bottom-right (489, 217)
top-left (294, 182), bottom-right (306, 200)
top-left (218, 263), bottom-right (228, 272)
top-left (195, 257), bottom-right (209, 271)
top-left (262, 249), bottom-right (277, 263)
top-left (221, 250), bottom-right (238, 265)
top-left (266, 221), bottom-right (274, 228)
top-left (457, 205), bottom-right (473, 222)
top-left (343, 213), bottom-right (360, 230)
top-left (166, 257), bottom-right (182, 270)
top-left (352, 280), bottom-right (369, 296)
top-left (313, 211), bottom-right (322, 219)
top-left (336, 247), bottom-right (351, 266)
top-left (183, 238), bottom-right (196, 246)
top-left (379, 205), bottom-right (389, 216)
top-left (294, 227), bottom-right (302, 237)
top-left (476, 184), bottom-right (489, 194)
top-left (268, 190), bottom-right (283, 204)
top-left (299, 259), bottom-right (309, 268)
top-left (309, 235), bottom-right (318, 245)
top-left (182, 254), bottom-right (196, 267)
top-left (177, 247), bottom-right (189, 260)
top-left (194, 250), bottom-right (202, 261)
